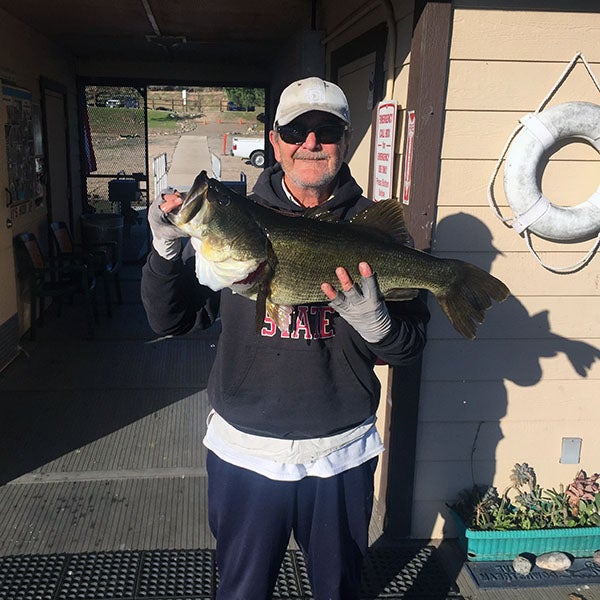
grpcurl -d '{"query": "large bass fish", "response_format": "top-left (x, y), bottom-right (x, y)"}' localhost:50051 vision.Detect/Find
top-left (167, 171), bottom-right (510, 339)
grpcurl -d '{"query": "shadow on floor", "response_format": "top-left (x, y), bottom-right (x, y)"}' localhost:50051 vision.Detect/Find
top-left (0, 263), bottom-right (218, 485)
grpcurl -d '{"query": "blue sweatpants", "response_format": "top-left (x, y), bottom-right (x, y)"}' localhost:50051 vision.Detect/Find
top-left (206, 450), bottom-right (377, 600)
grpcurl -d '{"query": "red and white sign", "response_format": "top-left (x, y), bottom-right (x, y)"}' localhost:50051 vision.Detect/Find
top-left (371, 100), bottom-right (397, 202)
top-left (402, 110), bottom-right (416, 205)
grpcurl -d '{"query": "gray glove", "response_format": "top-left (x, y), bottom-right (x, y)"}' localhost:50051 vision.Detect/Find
top-left (328, 272), bottom-right (393, 343)
top-left (148, 188), bottom-right (188, 260)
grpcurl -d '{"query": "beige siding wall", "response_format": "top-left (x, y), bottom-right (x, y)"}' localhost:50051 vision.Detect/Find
top-left (413, 7), bottom-right (600, 539)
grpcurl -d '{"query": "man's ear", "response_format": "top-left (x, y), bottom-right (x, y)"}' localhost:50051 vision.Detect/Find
top-left (342, 137), bottom-right (350, 160)
top-left (269, 130), bottom-right (281, 162)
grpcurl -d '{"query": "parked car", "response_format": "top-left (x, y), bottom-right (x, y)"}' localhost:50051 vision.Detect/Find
top-left (122, 97), bottom-right (140, 108)
top-left (106, 99), bottom-right (121, 108)
top-left (231, 136), bottom-right (265, 168)
top-left (227, 101), bottom-right (255, 112)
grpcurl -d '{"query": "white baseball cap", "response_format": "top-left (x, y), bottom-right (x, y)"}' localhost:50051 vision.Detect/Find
top-left (274, 77), bottom-right (351, 127)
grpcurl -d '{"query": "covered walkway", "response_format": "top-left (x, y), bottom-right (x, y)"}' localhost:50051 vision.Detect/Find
top-left (165, 135), bottom-right (215, 190)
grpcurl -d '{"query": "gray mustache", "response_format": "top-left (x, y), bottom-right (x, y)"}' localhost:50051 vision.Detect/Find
top-left (294, 153), bottom-right (330, 160)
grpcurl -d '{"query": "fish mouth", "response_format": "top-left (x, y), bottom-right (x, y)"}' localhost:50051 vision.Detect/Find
top-left (168, 170), bottom-right (210, 225)
top-left (169, 171), bottom-right (245, 226)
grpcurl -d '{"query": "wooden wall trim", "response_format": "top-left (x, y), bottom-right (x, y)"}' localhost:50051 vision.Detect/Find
top-left (402, 0), bottom-right (453, 253)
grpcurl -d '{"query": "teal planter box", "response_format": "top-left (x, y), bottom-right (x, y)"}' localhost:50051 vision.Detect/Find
top-left (452, 513), bottom-right (600, 562)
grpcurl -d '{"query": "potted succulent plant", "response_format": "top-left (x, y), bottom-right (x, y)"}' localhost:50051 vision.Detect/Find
top-left (448, 463), bottom-right (600, 561)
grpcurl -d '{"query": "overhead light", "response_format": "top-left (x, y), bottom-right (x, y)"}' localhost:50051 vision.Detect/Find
top-left (146, 35), bottom-right (188, 50)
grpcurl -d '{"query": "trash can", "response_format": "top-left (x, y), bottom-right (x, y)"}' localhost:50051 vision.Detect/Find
top-left (80, 213), bottom-right (124, 264)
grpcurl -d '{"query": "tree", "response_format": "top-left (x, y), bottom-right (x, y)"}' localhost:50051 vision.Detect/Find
top-left (224, 87), bottom-right (265, 109)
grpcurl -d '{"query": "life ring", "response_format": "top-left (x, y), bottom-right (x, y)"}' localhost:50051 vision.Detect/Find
top-left (503, 101), bottom-right (600, 242)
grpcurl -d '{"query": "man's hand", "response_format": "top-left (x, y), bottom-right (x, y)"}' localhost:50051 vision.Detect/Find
top-left (148, 190), bottom-right (188, 260)
top-left (160, 191), bottom-right (184, 213)
top-left (321, 262), bottom-right (393, 343)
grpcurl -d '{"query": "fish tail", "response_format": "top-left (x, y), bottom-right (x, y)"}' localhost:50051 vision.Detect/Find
top-left (435, 261), bottom-right (510, 340)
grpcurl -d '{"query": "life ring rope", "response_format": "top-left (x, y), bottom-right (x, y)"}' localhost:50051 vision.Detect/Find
top-left (487, 51), bottom-right (600, 274)
top-left (524, 228), bottom-right (600, 274)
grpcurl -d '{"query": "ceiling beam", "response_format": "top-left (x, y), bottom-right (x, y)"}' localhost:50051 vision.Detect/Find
top-left (140, 0), bottom-right (161, 36)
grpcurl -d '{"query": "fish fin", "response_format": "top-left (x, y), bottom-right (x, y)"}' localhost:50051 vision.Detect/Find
top-left (255, 285), bottom-right (268, 332)
top-left (254, 257), bottom-right (278, 333)
top-left (265, 299), bottom-right (293, 333)
top-left (349, 200), bottom-right (413, 246)
top-left (274, 207), bottom-right (306, 218)
top-left (435, 261), bottom-right (510, 340)
top-left (384, 288), bottom-right (420, 300)
top-left (303, 201), bottom-right (414, 246)
top-left (303, 206), bottom-right (343, 223)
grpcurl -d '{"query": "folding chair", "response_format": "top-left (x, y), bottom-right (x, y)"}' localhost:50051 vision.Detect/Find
top-left (50, 221), bottom-right (122, 317)
top-left (15, 232), bottom-right (97, 340)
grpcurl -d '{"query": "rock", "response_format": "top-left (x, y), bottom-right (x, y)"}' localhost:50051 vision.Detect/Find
top-left (535, 551), bottom-right (572, 571)
top-left (593, 549), bottom-right (600, 567)
top-left (513, 555), bottom-right (533, 575)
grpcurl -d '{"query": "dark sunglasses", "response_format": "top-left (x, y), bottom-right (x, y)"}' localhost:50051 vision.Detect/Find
top-left (276, 123), bottom-right (348, 145)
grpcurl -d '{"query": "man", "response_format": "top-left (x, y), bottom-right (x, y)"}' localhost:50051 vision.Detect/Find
top-left (142, 77), bottom-right (429, 600)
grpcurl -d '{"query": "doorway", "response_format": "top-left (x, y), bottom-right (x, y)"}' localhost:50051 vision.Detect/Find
top-left (80, 84), bottom-right (148, 263)
top-left (41, 79), bottom-right (73, 233)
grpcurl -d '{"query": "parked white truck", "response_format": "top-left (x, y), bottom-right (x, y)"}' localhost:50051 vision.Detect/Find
top-left (231, 136), bottom-right (265, 168)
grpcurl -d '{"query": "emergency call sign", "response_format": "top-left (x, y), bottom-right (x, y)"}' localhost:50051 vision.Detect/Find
top-left (372, 100), bottom-right (398, 202)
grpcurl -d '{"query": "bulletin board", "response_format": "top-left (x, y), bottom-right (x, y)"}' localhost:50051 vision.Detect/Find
top-left (2, 85), bottom-right (40, 206)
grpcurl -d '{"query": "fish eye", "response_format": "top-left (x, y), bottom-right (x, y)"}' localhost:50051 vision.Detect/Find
top-left (207, 181), bottom-right (231, 206)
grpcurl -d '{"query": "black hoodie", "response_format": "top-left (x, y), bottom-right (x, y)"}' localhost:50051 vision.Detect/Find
top-left (141, 164), bottom-right (429, 439)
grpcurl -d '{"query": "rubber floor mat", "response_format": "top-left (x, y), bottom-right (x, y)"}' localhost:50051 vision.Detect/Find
top-left (361, 546), bottom-right (461, 598)
top-left (0, 546), bottom-right (460, 599)
top-left (466, 557), bottom-right (600, 589)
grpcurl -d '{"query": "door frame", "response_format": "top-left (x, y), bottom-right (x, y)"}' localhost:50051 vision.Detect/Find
top-left (40, 77), bottom-right (73, 233)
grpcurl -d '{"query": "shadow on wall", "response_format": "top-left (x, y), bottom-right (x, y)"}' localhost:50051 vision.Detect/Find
top-left (420, 213), bottom-right (600, 540)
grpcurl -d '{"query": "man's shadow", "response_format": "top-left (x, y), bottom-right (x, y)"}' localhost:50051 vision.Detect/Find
top-left (369, 213), bottom-right (600, 598)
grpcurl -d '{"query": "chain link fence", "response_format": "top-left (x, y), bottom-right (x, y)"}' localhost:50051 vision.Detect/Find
top-left (82, 85), bottom-right (149, 262)
top-left (84, 86), bottom-right (147, 213)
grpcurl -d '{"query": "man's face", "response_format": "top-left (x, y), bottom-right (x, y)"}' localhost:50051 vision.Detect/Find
top-left (269, 111), bottom-right (349, 191)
